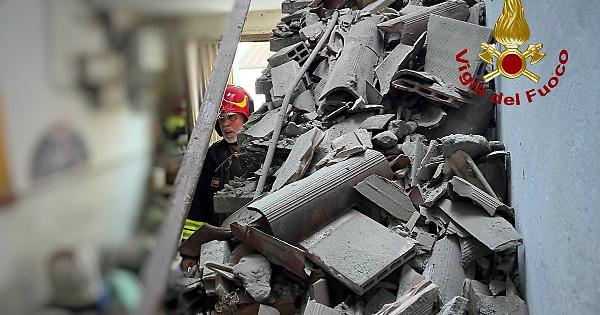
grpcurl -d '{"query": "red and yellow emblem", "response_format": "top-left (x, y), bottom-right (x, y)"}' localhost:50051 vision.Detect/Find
top-left (479, 0), bottom-right (545, 83)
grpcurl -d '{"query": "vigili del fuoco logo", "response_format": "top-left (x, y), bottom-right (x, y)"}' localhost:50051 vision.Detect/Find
top-left (455, 0), bottom-right (569, 106)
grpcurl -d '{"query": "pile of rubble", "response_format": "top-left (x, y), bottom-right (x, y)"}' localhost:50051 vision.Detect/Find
top-left (166, 0), bottom-right (528, 314)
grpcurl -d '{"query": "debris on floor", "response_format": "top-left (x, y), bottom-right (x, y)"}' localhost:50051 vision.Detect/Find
top-left (165, 1), bottom-right (528, 314)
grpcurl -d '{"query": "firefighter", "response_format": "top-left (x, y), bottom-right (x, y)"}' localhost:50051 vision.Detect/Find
top-left (180, 85), bottom-right (252, 271)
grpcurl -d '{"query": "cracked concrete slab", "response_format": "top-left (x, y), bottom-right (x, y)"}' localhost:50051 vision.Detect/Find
top-left (300, 209), bottom-right (416, 295)
top-left (436, 199), bottom-right (522, 252)
top-left (354, 174), bottom-right (416, 221)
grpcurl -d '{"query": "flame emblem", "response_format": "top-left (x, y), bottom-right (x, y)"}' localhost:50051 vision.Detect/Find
top-left (479, 0), bottom-right (545, 82)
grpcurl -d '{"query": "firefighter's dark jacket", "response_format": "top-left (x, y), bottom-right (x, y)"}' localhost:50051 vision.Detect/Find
top-left (181, 139), bottom-right (244, 242)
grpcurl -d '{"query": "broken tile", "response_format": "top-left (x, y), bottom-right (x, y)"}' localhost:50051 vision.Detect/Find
top-left (377, 279), bottom-right (439, 315)
top-left (425, 14), bottom-right (492, 91)
top-left (448, 176), bottom-right (510, 216)
top-left (436, 296), bottom-right (468, 315)
top-left (325, 112), bottom-right (373, 142)
top-left (300, 209), bottom-right (416, 295)
top-left (359, 114), bottom-right (396, 131)
top-left (271, 127), bottom-right (324, 191)
top-left (233, 254), bottom-right (272, 303)
top-left (423, 181), bottom-right (449, 207)
top-left (349, 97), bottom-right (385, 113)
top-left (436, 199), bottom-right (522, 252)
top-left (377, 1), bottom-right (469, 45)
top-left (423, 235), bottom-right (465, 305)
top-left (230, 223), bottom-right (310, 280)
top-left (413, 228), bottom-right (437, 252)
top-left (321, 16), bottom-right (383, 102)
top-left (354, 174), bottom-right (416, 221)
top-left (375, 32), bottom-right (426, 95)
top-left (249, 149), bottom-right (393, 244)
top-left (366, 81), bottom-right (383, 104)
top-left (365, 289), bottom-right (396, 315)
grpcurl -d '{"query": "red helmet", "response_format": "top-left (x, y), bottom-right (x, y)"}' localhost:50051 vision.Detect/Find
top-left (220, 85), bottom-right (251, 120)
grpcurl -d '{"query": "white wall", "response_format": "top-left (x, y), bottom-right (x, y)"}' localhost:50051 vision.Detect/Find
top-left (487, 1), bottom-right (600, 314)
top-left (0, 0), bottom-right (152, 312)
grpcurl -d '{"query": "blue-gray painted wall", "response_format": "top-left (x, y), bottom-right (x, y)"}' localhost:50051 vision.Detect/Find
top-left (485, 1), bottom-right (600, 314)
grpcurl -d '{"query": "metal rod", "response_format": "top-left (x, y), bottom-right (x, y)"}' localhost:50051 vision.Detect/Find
top-left (134, 1), bottom-right (251, 314)
top-left (254, 10), bottom-right (340, 198)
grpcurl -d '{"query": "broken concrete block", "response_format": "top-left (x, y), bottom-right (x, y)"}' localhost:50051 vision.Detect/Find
top-left (332, 129), bottom-right (373, 153)
top-left (272, 127), bottom-right (324, 191)
top-left (423, 235), bottom-right (465, 305)
top-left (178, 224), bottom-right (233, 258)
top-left (200, 241), bottom-right (232, 295)
top-left (300, 209), bottom-right (416, 295)
top-left (230, 223), bottom-right (310, 280)
top-left (282, 0), bottom-right (312, 14)
top-left (377, 1), bottom-right (470, 45)
top-left (268, 42), bottom-right (310, 68)
top-left (436, 199), bottom-right (522, 252)
top-left (444, 150), bottom-right (498, 199)
top-left (271, 60), bottom-right (307, 98)
top-left (301, 21), bottom-right (327, 42)
top-left (213, 180), bottom-right (257, 214)
top-left (425, 14), bottom-right (492, 91)
top-left (375, 32), bottom-right (426, 95)
top-left (244, 109), bottom-right (280, 139)
top-left (413, 228), bottom-right (437, 252)
top-left (233, 254), bottom-right (272, 302)
top-left (360, 114), bottom-right (396, 131)
top-left (283, 122), bottom-right (311, 137)
top-left (303, 300), bottom-right (341, 315)
top-left (270, 35), bottom-right (302, 52)
top-left (391, 70), bottom-right (471, 108)
top-left (321, 16), bottom-right (383, 102)
top-left (436, 296), bottom-right (468, 315)
top-left (440, 134), bottom-right (491, 159)
top-left (250, 149), bottom-right (393, 244)
top-left (373, 131), bottom-right (399, 150)
top-left (376, 279), bottom-right (439, 315)
top-left (465, 279), bottom-right (527, 315)
top-left (448, 176), bottom-right (510, 216)
top-left (388, 120), bottom-right (417, 139)
top-left (423, 181), bottom-right (449, 207)
top-left (365, 289), bottom-right (397, 315)
top-left (355, 174), bottom-right (416, 221)
top-left (325, 112), bottom-right (373, 142)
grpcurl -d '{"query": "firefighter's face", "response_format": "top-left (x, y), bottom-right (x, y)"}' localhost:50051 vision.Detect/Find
top-left (218, 112), bottom-right (244, 143)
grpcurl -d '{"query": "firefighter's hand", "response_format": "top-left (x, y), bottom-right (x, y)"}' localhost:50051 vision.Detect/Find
top-left (180, 257), bottom-right (198, 273)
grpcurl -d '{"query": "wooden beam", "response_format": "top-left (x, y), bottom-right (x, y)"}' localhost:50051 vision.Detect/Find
top-left (134, 1), bottom-right (251, 314)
